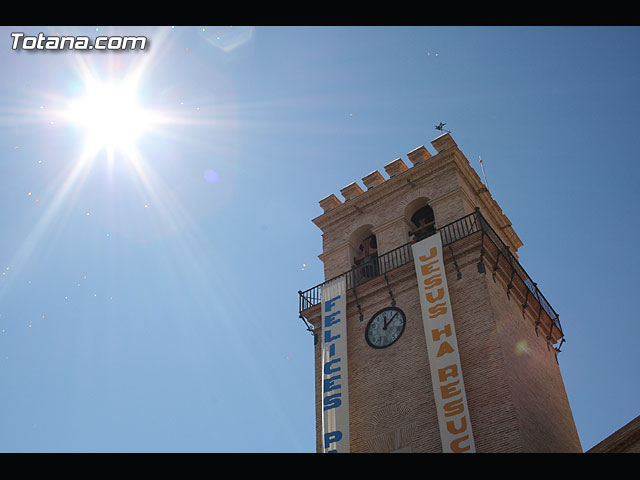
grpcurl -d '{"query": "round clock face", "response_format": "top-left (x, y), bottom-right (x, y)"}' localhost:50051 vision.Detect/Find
top-left (365, 307), bottom-right (406, 349)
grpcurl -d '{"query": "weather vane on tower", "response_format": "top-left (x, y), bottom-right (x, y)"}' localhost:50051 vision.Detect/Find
top-left (435, 122), bottom-right (451, 134)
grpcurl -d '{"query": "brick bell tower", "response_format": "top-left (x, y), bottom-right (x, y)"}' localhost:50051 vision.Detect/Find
top-left (297, 133), bottom-right (582, 453)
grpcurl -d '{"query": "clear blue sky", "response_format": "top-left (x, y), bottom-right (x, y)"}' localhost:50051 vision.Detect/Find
top-left (0, 26), bottom-right (638, 452)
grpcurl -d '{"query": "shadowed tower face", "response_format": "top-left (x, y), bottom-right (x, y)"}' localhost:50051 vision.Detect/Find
top-left (298, 133), bottom-right (582, 453)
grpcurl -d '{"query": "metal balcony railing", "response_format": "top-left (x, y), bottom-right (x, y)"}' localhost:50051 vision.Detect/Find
top-left (298, 209), bottom-right (563, 343)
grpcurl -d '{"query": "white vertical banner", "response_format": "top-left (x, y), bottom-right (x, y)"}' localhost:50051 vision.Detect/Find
top-left (412, 233), bottom-right (476, 453)
top-left (320, 276), bottom-right (350, 453)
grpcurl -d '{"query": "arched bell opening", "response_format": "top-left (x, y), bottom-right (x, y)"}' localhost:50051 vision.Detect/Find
top-left (406, 199), bottom-right (437, 242)
top-left (349, 225), bottom-right (380, 285)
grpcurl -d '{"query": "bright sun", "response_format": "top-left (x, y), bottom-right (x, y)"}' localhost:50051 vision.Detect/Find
top-left (67, 78), bottom-right (151, 154)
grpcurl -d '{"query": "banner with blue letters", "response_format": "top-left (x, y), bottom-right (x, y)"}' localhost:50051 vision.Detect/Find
top-left (320, 276), bottom-right (350, 453)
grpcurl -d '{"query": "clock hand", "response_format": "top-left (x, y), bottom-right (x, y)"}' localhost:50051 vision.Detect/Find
top-left (383, 312), bottom-right (399, 330)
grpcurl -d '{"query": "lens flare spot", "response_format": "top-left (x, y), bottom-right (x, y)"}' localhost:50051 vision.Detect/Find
top-left (201, 26), bottom-right (254, 53)
top-left (515, 339), bottom-right (529, 356)
top-left (204, 169), bottom-right (219, 184)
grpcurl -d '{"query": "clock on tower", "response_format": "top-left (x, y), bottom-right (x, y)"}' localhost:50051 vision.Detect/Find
top-left (297, 133), bottom-right (582, 453)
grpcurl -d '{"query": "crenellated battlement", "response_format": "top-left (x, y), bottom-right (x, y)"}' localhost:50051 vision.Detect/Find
top-left (318, 133), bottom-right (457, 212)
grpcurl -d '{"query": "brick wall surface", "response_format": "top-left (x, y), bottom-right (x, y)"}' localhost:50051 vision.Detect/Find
top-left (484, 262), bottom-right (582, 452)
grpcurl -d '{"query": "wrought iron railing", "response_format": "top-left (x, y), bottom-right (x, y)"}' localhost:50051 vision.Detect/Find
top-left (298, 211), bottom-right (480, 312)
top-left (298, 209), bottom-right (562, 339)
top-left (473, 210), bottom-right (561, 335)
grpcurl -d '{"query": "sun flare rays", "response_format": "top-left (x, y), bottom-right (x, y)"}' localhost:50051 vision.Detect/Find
top-left (0, 27), bottom-right (236, 299)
